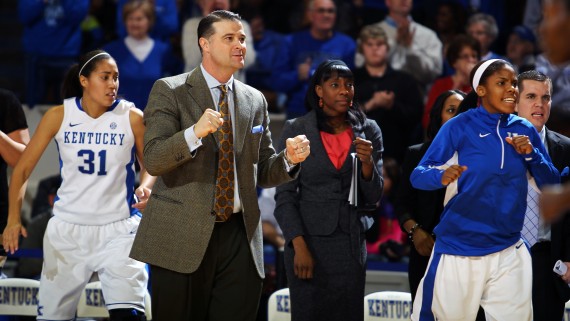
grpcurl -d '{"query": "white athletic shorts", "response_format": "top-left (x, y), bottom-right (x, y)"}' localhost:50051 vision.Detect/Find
top-left (412, 239), bottom-right (532, 321)
top-left (37, 215), bottom-right (148, 320)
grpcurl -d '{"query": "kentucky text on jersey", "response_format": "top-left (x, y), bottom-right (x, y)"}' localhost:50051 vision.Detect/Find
top-left (64, 131), bottom-right (126, 146)
top-left (0, 286), bottom-right (39, 306)
top-left (367, 299), bottom-right (411, 319)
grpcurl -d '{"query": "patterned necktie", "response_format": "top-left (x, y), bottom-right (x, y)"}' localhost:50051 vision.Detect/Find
top-left (522, 183), bottom-right (539, 247)
top-left (214, 84), bottom-right (234, 222)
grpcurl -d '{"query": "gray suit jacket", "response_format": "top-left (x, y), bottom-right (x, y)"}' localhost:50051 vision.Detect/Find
top-left (130, 68), bottom-right (297, 277)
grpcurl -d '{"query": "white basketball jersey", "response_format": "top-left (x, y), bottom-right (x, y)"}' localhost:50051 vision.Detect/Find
top-left (53, 98), bottom-right (139, 225)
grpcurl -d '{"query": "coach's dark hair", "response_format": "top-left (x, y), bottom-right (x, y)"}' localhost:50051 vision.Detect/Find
top-left (305, 60), bottom-right (367, 133)
top-left (517, 70), bottom-right (552, 95)
top-left (197, 10), bottom-right (242, 55)
top-left (426, 90), bottom-right (466, 141)
top-left (61, 50), bottom-right (112, 99)
top-left (469, 59), bottom-right (514, 91)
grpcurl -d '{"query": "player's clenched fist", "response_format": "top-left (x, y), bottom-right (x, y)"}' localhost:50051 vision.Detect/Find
top-left (441, 164), bottom-right (468, 186)
top-left (193, 108), bottom-right (223, 138)
top-left (505, 135), bottom-right (533, 155)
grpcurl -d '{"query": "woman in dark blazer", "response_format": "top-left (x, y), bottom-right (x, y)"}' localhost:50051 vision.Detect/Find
top-left (394, 89), bottom-right (466, 303)
top-left (274, 60), bottom-right (384, 321)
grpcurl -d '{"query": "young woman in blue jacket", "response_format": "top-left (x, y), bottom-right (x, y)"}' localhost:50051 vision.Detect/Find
top-left (410, 59), bottom-right (560, 321)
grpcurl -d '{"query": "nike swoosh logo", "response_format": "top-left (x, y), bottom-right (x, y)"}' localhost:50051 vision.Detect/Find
top-left (516, 243), bottom-right (523, 249)
top-left (69, 123), bottom-right (82, 127)
top-left (479, 133), bottom-right (491, 138)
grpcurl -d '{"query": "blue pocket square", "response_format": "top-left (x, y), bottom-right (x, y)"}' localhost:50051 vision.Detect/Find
top-left (251, 125), bottom-right (264, 134)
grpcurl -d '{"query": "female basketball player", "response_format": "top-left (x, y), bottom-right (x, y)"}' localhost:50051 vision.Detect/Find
top-left (3, 49), bottom-right (154, 321)
top-left (409, 59), bottom-right (559, 320)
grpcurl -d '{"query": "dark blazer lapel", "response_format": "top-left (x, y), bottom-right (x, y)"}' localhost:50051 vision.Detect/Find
top-left (546, 129), bottom-right (562, 162)
top-left (547, 130), bottom-right (563, 243)
top-left (186, 68), bottom-right (220, 147)
top-left (233, 81), bottom-right (253, 154)
top-left (304, 110), bottom-right (341, 174)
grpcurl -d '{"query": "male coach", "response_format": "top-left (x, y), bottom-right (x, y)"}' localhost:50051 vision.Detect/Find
top-left (516, 70), bottom-right (570, 321)
top-left (130, 10), bottom-right (311, 320)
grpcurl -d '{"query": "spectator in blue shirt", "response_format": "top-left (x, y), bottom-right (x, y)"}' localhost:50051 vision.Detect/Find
top-left (271, 0), bottom-right (356, 119)
top-left (19, 0), bottom-right (89, 108)
top-left (115, 0), bottom-right (178, 41)
top-left (104, 0), bottom-right (182, 110)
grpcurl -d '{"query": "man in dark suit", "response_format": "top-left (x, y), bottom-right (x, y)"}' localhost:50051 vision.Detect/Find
top-left (130, 10), bottom-right (311, 320)
top-left (516, 70), bottom-right (570, 321)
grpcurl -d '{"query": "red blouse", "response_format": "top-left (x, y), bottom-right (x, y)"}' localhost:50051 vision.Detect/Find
top-left (320, 127), bottom-right (354, 170)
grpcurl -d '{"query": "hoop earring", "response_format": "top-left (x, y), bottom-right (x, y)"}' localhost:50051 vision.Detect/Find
top-left (349, 100), bottom-right (353, 107)
top-left (319, 97), bottom-right (323, 107)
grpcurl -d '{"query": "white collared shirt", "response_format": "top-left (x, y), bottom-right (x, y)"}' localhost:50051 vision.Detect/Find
top-left (537, 126), bottom-right (551, 242)
top-left (183, 65), bottom-right (242, 213)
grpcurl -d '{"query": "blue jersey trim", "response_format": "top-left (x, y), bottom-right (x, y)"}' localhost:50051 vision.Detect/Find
top-left (75, 97), bottom-right (120, 112)
top-left (418, 252), bottom-right (441, 321)
top-left (126, 145), bottom-right (140, 217)
top-left (53, 140), bottom-right (63, 205)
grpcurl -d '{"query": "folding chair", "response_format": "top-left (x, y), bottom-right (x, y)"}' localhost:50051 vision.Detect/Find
top-left (76, 281), bottom-right (152, 320)
top-left (267, 288), bottom-right (291, 321)
top-left (0, 278), bottom-right (40, 316)
top-left (364, 291), bottom-right (412, 321)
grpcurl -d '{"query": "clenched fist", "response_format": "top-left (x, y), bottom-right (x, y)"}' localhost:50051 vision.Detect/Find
top-left (285, 135), bottom-right (311, 164)
top-left (193, 108), bottom-right (224, 138)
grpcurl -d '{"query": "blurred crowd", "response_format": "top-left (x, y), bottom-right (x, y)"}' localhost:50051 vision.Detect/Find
top-left (14, 0), bottom-right (570, 265)
top-left (12, 0), bottom-right (570, 261)
top-left (5, 1), bottom-right (570, 320)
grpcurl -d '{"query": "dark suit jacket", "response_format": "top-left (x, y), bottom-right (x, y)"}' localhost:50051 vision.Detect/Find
top-left (274, 110), bottom-right (384, 263)
top-left (545, 128), bottom-right (570, 302)
top-left (130, 68), bottom-right (298, 277)
top-left (394, 142), bottom-right (447, 234)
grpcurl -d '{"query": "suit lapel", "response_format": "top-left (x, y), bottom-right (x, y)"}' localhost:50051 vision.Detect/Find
top-left (186, 68), bottom-right (220, 146)
top-left (233, 81), bottom-right (253, 154)
top-left (546, 128), bottom-right (566, 171)
top-left (304, 111), bottom-right (330, 172)
top-left (546, 129), bottom-right (564, 251)
top-left (546, 129), bottom-right (560, 155)
top-left (186, 68), bottom-right (214, 114)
